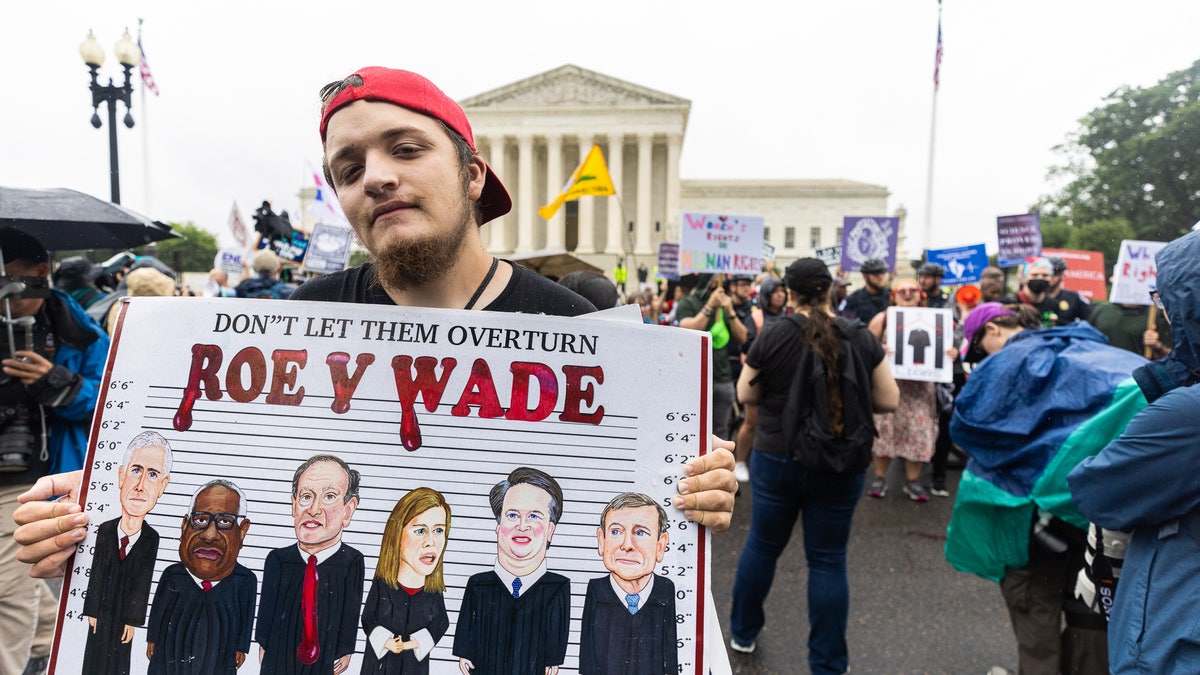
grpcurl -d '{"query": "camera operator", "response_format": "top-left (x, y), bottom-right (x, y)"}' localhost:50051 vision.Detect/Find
top-left (0, 228), bottom-right (110, 675)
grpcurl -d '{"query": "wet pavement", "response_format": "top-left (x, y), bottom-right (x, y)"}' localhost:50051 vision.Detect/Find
top-left (711, 462), bottom-right (1019, 674)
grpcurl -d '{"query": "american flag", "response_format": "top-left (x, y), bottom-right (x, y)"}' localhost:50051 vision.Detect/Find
top-left (933, 9), bottom-right (944, 90)
top-left (137, 30), bottom-right (160, 96)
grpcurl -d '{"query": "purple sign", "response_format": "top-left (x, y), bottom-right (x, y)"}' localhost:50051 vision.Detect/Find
top-left (997, 212), bottom-right (1042, 267)
top-left (657, 242), bottom-right (680, 281)
top-left (840, 217), bottom-right (899, 272)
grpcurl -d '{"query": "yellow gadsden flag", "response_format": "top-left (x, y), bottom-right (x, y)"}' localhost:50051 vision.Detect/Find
top-left (538, 143), bottom-right (616, 220)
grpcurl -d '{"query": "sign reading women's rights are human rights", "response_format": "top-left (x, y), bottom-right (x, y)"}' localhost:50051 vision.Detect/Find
top-left (678, 211), bottom-right (764, 275)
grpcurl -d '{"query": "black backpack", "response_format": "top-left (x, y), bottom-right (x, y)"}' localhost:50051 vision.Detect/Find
top-left (779, 314), bottom-right (878, 474)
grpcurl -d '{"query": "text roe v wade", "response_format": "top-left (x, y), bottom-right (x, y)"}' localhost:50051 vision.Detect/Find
top-left (177, 309), bottom-right (608, 450)
top-left (213, 311), bottom-right (601, 353)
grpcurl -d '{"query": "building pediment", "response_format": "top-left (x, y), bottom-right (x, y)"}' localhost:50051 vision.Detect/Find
top-left (460, 64), bottom-right (690, 110)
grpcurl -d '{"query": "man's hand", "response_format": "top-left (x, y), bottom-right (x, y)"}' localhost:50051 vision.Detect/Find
top-left (2, 350), bottom-right (53, 386)
top-left (546, 667), bottom-right (560, 675)
top-left (146, 643), bottom-right (155, 660)
top-left (259, 646), bottom-right (264, 664)
top-left (13, 471), bottom-right (88, 578)
top-left (459, 657), bottom-right (475, 674)
top-left (235, 651), bottom-right (246, 668)
top-left (121, 624), bottom-right (135, 644)
top-left (88, 616), bottom-right (97, 633)
top-left (675, 436), bottom-right (737, 532)
top-left (333, 654), bottom-right (351, 674)
top-left (385, 636), bottom-right (403, 654)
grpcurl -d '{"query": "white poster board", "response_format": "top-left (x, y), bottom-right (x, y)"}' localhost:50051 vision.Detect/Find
top-left (1109, 239), bottom-right (1167, 305)
top-left (678, 212), bottom-right (764, 275)
top-left (884, 307), bottom-right (955, 383)
top-left (51, 298), bottom-right (712, 675)
top-left (303, 222), bottom-right (355, 274)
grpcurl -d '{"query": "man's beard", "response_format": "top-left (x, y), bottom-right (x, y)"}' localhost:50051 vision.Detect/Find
top-left (373, 196), bottom-right (474, 293)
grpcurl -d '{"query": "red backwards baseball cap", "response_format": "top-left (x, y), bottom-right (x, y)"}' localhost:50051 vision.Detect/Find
top-left (319, 67), bottom-right (512, 226)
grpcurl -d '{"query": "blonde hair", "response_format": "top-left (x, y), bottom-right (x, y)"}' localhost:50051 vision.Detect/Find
top-left (375, 488), bottom-right (451, 592)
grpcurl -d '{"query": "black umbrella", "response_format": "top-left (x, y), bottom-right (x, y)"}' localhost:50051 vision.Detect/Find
top-left (0, 186), bottom-right (180, 251)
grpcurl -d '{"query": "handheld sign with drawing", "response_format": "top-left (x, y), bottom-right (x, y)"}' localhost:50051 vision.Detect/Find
top-left (51, 298), bottom-right (713, 675)
top-left (885, 307), bottom-right (955, 383)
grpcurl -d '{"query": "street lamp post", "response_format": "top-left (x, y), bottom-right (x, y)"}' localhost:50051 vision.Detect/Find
top-left (79, 30), bottom-right (140, 204)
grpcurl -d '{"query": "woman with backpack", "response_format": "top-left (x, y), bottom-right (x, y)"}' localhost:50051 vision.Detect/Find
top-left (728, 258), bottom-right (899, 674)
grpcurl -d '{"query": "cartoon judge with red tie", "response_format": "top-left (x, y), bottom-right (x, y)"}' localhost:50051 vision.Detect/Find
top-left (82, 431), bottom-right (174, 675)
top-left (256, 454), bottom-right (365, 675)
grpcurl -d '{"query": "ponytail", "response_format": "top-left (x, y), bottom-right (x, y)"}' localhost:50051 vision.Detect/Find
top-left (801, 309), bottom-right (846, 437)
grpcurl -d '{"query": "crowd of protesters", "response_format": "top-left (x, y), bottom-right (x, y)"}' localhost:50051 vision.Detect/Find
top-left (2, 62), bottom-right (1198, 675)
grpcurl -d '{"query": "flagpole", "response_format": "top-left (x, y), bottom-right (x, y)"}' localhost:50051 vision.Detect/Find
top-left (922, 0), bottom-right (943, 261)
top-left (138, 18), bottom-right (152, 215)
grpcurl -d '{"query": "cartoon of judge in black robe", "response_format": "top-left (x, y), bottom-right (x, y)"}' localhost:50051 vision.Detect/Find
top-left (579, 493), bottom-right (678, 675)
top-left (454, 467), bottom-right (570, 675)
top-left (256, 454), bottom-right (365, 675)
top-left (145, 479), bottom-right (256, 674)
top-left (359, 487), bottom-right (452, 675)
top-left (82, 431), bottom-right (173, 675)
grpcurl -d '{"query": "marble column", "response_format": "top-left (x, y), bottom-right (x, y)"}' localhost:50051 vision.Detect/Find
top-left (604, 134), bottom-right (625, 255)
top-left (516, 134), bottom-right (534, 253)
top-left (666, 134), bottom-right (682, 243)
top-left (545, 134), bottom-right (565, 250)
top-left (576, 134), bottom-right (596, 254)
top-left (635, 133), bottom-right (653, 255)
top-left (486, 136), bottom-right (507, 252)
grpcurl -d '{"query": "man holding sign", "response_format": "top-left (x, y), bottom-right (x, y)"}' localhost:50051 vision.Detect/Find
top-left (12, 67), bottom-right (736, 580)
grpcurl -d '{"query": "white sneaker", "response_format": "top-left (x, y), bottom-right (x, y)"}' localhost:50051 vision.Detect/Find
top-left (734, 461), bottom-right (750, 483)
top-left (729, 637), bottom-right (756, 654)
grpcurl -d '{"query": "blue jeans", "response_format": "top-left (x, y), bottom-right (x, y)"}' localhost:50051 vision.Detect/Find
top-left (729, 451), bottom-right (865, 675)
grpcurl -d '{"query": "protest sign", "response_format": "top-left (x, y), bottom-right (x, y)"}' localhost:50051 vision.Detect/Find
top-left (678, 212), bottom-right (764, 275)
top-left (254, 230), bottom-right (310, 267)
top-left (885, 307), bottom-right (955, 383)
top-left (1041, 248), bottom-right (1108, 301)
top-left (996, 213), bottom-right (1042, 267)
top-left (52, 299), bottom-right (712, 675)
top-left (815, 244), bottom-right (841, 268)
top-left (927, 244), bottom-right (988, 285)
top-left (1109, 239), bottom-right (1168, 305)
top-left (657, 242), bottom-right (681, 281)
top-left (213, 248), bottom-right (244, 278)
top-left (762, 240), bottom-right (777, 263)
top-left (840, 217), bottom-right (898, 272)
top-left (303, 222), bottom-right (356, 274)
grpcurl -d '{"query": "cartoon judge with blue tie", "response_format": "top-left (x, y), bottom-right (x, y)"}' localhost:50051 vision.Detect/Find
top-left (579, 493), bottom-right (678, 675)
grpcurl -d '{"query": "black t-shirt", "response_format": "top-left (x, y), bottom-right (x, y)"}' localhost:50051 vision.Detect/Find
top-left (745, 314), bottom-right (884, 455)
top-left (1036, 288), bottom-right (1092, 326)
top-left (290, 261), bottom-right (597, 316)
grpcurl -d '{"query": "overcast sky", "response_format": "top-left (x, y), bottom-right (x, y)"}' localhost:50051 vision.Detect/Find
top-left (3, 1), bottom-right (1198, 255)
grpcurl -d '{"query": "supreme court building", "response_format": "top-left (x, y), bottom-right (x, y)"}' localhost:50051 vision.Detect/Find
top-left (462, 64), bottom-right (909, 275)
top-left (301, 65), bottom-right (908, 276)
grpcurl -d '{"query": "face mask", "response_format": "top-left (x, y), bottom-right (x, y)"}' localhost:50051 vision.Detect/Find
top-left (1026, 279), bottom-right (1050, 295)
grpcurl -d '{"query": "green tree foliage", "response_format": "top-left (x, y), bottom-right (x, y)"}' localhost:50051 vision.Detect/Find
top-left (138, 221), bottom-right (218, 273)
top-left (1037, 214), bottom-right (1132, 269)
top-left (1041, 59), bottom-right (1200, 243)
top-left (1039, 216), bottom-right (1071, 249)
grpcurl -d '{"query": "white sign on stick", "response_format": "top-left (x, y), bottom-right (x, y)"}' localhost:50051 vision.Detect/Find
top-left (1109, 239), bottom-right (1168, 305)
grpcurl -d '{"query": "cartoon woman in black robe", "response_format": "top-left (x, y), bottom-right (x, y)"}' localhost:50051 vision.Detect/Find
top-left (360, 487), bottom-right (451, 674)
